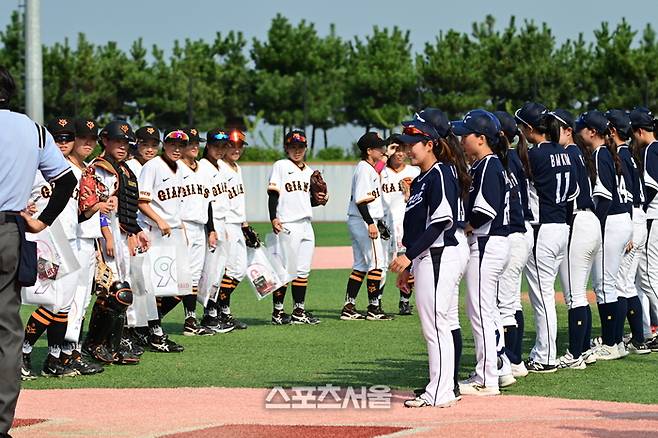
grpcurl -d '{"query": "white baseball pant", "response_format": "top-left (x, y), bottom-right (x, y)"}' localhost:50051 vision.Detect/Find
top-left (559, 210), bottom-right (601, 309)
top-left (617, 208), bottom-right (647, 299)
top-left (413, 236), bottom-right (469, 406)
top-left (465, 235), bottom-right (510, 389)
top-left (280, 218), bottom-right (315, 279)
top-left (45, 238), bottom-right (79, 315)
top-left (592, 212), bottom-right (632, 304)
top-left (449, 230), bottom-right (469, 331)
top-left (497, 231), bottom-right (531, 326)
top-left (525, 223), bottom-right (569, 366)
top-left (65, 237), bottom-right (96, 342)
top-left (184, 221), bottom-right (207, 287)
top-left (348, 216), bottom-right (387, 272)
top-left (637, 217), bottom-right (658, 335)
top-left (224, 222), bottom-right (247, 281)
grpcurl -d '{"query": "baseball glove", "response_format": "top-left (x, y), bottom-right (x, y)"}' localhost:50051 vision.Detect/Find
top-left (78, 167), bottom-right (108, 213)
top-left (310, 170), bottom-right (328, 206)
top-left (94, 251), bottom-right (114, 295)
top-left (242, 225), bottom-right (261, 248)
top-left (377, 220), bottom-right (391, 240)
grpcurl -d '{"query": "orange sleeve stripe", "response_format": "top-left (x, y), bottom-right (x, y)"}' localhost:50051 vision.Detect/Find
top-left (355, 196), bottom-right (375, 205)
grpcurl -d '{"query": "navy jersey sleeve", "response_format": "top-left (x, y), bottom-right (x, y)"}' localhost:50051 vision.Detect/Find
top-left (592, 149), bottom-right (614, 201)
top-left (567, 161), bottom-right (579, 202)
top-left (472, 158), bottom-right (504, 220)
top-left (644, 145), bottom-right (658, 204)
top-left (427, 169), bottom-right (454, 229)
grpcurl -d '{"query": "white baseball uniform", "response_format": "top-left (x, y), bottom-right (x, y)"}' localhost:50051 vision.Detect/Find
top-left (219, 159), bottom-right (247, 281)
top-left (268, 159), bottom-right (315, 279)
top-left (347, 160), bottom-right (386, 273)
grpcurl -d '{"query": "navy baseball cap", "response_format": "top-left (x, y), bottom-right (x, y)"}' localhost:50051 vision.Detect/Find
top-left (630, 107), bottom-right (655, 130)
top-left (604, 109), bottom-right (632, 138)
top-left (184, 127), bottom-right (205, 143)
top-left (100, 120), bottom-right (135, 142)
top-left (493, 111), bottom-right (518, 140)
top-left (398, 119), bottom-right (440, 144)
top-left (162, 129), bottom-right (189, 144)
top-left (75, 118), bottom-right (98, 138)
top-left (357, 131), bottom-right (386, 151)
top-left (451, 109), bottom-right (502, 141)
top-left (285, 130), bottom-right (308, 146)
top-left (550, 109), bottom-right (575, 129)
top-left (575, 110), bottom-right (609, 134)
top-left (135, 125), bottom-right (160, 143)
top-left (416, 108), bottom-right (451, 138)
top-left (514, 102), bottom-right (549, 128)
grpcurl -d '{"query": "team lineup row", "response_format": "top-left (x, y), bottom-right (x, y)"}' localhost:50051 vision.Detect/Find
top-left (16, 103), bottom-right (658, 410)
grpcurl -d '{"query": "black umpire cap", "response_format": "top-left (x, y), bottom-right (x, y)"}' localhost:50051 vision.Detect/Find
top-left (100, 120), bottom-right (136, 142)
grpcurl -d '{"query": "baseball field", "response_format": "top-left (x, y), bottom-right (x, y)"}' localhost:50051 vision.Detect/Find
top-left (12, 222), bottom-right (658, 437)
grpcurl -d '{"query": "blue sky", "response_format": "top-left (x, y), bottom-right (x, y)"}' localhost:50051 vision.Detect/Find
top-left (1, 0), bottom-right (657, 147)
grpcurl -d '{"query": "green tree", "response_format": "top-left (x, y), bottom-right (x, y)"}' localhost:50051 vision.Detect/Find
top-left (0, 11), bottom-right (25, 112)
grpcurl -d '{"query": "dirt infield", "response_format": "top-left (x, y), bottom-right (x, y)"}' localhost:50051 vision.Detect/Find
top-left (312, 246), bottom-right (353, 269)
top-left (12, 387), bottom-right (658, 437)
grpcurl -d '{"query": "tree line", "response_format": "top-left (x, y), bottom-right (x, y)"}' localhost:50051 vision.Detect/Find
top-left (1, 11), bottom-right (658, 150)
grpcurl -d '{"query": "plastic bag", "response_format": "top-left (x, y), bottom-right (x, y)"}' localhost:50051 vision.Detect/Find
top-left (245, 246), bottom-right (284, 300)
top-left (148, 228), bottom-right (192, 297)
top-left (198, 240), bottom-right (229, 307)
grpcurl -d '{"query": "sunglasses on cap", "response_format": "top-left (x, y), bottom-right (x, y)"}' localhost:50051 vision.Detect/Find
top-left (54, 134), bottom-right (75, 143)
top-left (164, 130), bottom-right (189, 142)
top-left (210, 132), bottom-right (229, 142)
top-left (229, 130), bottom-right (246, 143)
top-left (287, 133), bottom-right (307, 144)
top-left (402, 125), bottom-right (432, 139)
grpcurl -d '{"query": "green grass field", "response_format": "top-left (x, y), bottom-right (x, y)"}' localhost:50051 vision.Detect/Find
top-left (21, 267), bottom-right (658, 404)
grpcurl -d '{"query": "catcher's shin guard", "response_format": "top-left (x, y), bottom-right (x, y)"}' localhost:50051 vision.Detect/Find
top-left (83, 299), bottom-right (115, 363)
top-left (107, 281), bottom-right (133, 312)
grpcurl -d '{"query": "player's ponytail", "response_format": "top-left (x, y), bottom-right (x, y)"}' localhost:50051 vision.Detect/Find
top-left (489, 131), bottom-right (509, 170)
top-left (574, 132), bottom-right (597, 185)
top-left (604, 131), bottom-right (623, 176)
top-left (536, 113), bottom-right (561, 143)
top-left (516, 131), bottom-right (533, 181)
top-left (435, 132), bottom-right (471, 199)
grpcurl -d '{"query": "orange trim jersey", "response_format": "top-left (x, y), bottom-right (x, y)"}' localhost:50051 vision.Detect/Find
top-left (268, 159), bottom-right (314, 223)
top-left (347, 160), bottom-right (384, 220)
top-left (138, 156), bottom-right (183, 229)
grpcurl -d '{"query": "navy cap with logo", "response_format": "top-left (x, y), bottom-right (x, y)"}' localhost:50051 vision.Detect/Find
top-left (206, 128), bottom-right (229, 144)
top-left (550, 109), bottom-right (575, 130)
top-left (47, 117), bottom-right (76, 136)
top-left (493, 111), bottom-right (519, 141)
top-left (397, 118), bottom-right (440, 145)
top-left (604, 109), bottom-right (632, 139)
top-left (184, 127), bottom-right (205, 143)
top-left (451, 109), bottom-right (502, 143)
top-left (100, 120), bottom-right (136, 142)
top-left (417, 108), bottom-right (451, 138)
top-left (514, 102), bottom-right (549, 128)
top-left (629, 107), bottom-right (656, 130)
top-left (357, 131), bottom-right (386, 151)
top-left (75, 118), bottom-right (98, 138)
top-left (136, 125), bottom-right (161, 143)
top-left (228, 129), bottom-right (248, 146)
top-left (575, 110), bottom-right (609, 134)
top-left (162, 129), bottom-right (189, 144)
top-left (285, 130), bottom-right (308, 146)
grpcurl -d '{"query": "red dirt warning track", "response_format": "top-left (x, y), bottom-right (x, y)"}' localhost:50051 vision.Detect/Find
top-left (12, 387), bottom-right (658, 437)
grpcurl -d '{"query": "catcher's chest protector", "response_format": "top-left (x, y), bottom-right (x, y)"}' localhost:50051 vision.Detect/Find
top-left (93, 156), bottom-right (141, 234)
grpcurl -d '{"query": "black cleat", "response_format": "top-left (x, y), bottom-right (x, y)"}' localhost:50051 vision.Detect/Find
top-left (120, 336), bottom-right (145, 356)
top-left (200, 315), bottom-right (235, 334)
top-left (21, 353), bottom-right (37, 381)
top-left (183, 317), bottom-right (215, 336)
top-left (399, 301), bottom-right (412, 315)
top-left (271, 310), bottom-right (291, 325)
top-left (42, 354), bottom-right (76, 378)
top-left (84, 344), bottom-right (115, 364)
top-left (291, 309), bottom-right (320, 325)
top-left (366, 305), bottom-right (394, 321)
top-left (63, 351), bottom-right (104, 375)
top-left (149, 334), bottom-right (185, 353)
top-left (340, 303), bottom-right (365, 321)
top-left (221, 313), bottom-right (247, 329)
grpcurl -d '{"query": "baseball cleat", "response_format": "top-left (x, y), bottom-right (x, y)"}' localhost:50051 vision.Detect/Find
top-left (459, 382), bottom-right (500, 396)
top-left (510, 361), bottom-right (529, 377)
top-left (644, 335), bottom-right (658, 352)
top-left (498, 373), bottom-right (517, 388)
top-left (617, 342), bottom-right (629, 358)
top-left (291, 309), bottom-right (320, 325)
top-left (200, 315), bottom-right (236, 334)
top-left (21, 353), bottom-right (37, 381)
top-left (557, 351), bottom-right (586, 370)
top-left (593, 344), bottom-right (621, 361)
top-left (404, 396), bottom-right (456, 408)
top-left (271, 310), bottom-right (292, 325)
top-left (582, 348), bottom-right (597, 364)
top-left (62, 351), bottom-right (104, 375)
top-left (366, 305), bottom-right (394, 321)
top-left (148, 334), bottom-right (185, 353)
top-left (120, 336), bottom-right (145, 356)
top-left (453, 386), bottom-right (462, 401)
top-left (42, 354), bottom-right (77, 378)
top-left (627, 340), bottom-right (651, 355)
top-left (221, 313), bottom-right (248, 330)
top-left (398, 301), bottom-right (412, 316)
top-left (590, 336), bottom-right (603, 349)
top-left (525, 360), bottom-right (557, 373)
top-left (183, 317), bottom-right (215, 336)
top-left (85, 344), bottom-right (115, 364)
top-left (340, 303), bottom-right (365, 320)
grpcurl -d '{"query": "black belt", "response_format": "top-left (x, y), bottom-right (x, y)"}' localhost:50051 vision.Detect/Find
top-left (0, 211), bottom-right (20, 225)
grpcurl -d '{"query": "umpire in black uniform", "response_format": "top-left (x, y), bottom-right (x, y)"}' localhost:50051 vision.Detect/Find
top-left (0, 67), bottom-right (77, 437)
